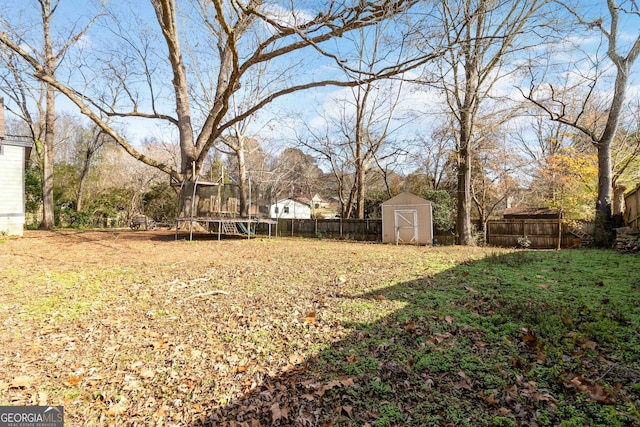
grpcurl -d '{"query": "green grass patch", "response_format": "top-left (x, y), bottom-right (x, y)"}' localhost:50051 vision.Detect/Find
top-left (308, 249), bottom-right (640, 426)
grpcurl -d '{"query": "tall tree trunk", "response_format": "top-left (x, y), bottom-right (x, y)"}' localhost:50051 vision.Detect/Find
top-left (237, 147), bottom-right (248, 217)
top-left (40, 86), bottom-right (55, 229)
top-left (594, 139), bottom-right (613, 245)
top-left (456, 57), bottom-right (477, 245)
top-left (472, 181), bottom-right (488, 244)
top-left (592, 50), bottom-right (630, 246)
top-left (152, 0), bottom-right (195, 218)
top-left (345, 183), bottom-right (356, 219)
top-left (40, 3), bottom-right (55, 229)
top-left (76, 167), bottom-right (88, 213)
top-left (76, 150), bottom-right (92, 212)
top-left (355, 155), bottom-right (365, 219)
top-left (456, 141), bottom-right (473, 245)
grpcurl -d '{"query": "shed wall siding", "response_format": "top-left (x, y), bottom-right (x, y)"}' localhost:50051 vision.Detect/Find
top-left (0, 143), bottom-right (26, 235)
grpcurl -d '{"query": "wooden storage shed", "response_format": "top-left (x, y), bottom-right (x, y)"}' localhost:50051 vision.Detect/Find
top-left (381, 192), bottom-right (433, 245)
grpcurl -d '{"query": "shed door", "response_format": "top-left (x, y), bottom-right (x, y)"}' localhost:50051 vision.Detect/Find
top-left (394, 209), bottom-right (418, 244)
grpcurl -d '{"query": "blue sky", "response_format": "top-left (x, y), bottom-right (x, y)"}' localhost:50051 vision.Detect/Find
top-left (2, 0), bottom-right (639, 175)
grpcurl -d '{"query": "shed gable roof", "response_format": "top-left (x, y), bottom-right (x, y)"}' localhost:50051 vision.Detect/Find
top-left (382, 192), bottom-right (432, 206)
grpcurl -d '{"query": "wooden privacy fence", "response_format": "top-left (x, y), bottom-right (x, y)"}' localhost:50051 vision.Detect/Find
top-left (254, 218), bottom-right (594, 248)
top-left (254, 218), bottom-right (457, 244)
top-left (625, 185), bottom-right (640, 228)
top-left (255, 218), bottom-right (382, 241)
top-left (486, 219), bottom-right (587, 249)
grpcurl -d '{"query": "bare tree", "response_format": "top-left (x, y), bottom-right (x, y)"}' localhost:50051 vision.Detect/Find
top-left (421, 0), bottom-right (552, 244)
top-left (406, 122), bottom-right (458, 192)
top-left (471, 133), bottom-right (522, 241)
top-left (522, 0), bottom-right (640, 245)
top-left (297, 17), bottom-right (427, 219)
top-left (0, 0), bottom-right (102, 228)
top-left (2, 0), bottom-right (435, 218)
top-left (295, 116), bottom-right (354, 218)
top-left (270, 148), bottom-right (323, 198)
top-left (71, 125), bottom-right (111, 212)
top-left (0, 47), bottom-right (46, 171)
top-left (342, 24), bottom-right (409, 219)
top-left (612, 107), bottom-right (640, 189)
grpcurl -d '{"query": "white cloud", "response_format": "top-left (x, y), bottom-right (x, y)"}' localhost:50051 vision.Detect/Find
top-left (261, 2), bottom-right (315, 29)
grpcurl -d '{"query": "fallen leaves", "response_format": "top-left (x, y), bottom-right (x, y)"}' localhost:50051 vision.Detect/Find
top-left (37, 391), bottom-right (48, 405)
top-left (67, 375), bottom-right (83, 386)
top-left (304, 311), bottom-right (316, 324)
top-left (151, 339), bottom-right (169, 350)
top-left (9, 376), bottom-right (37, 389)
top-left (270, 402), bottom-right (290, 423)
top-left (427, 332), bottom-right (452, 346)
top-left (289, 353), bottom-right (305, 365)
top-left (105, 400), bottom-right (129, 416)
top-left (505, 376), bottom-right (557, 407)
top-left (338, 405), bottom-right (353, 417)
top-left (478, 390), bottom-right (499, 405)
top-left (404, 320), bottom-right (417, 333)
top-left (2, 232), bottom-right (638, 426)
top-left (563, 374), bottom-right (619, 404)
top-left (346, 354), bottom-right (359, 364)
top-left (521, 328), bottom-right (540, 349)
top-left (455, 370), bottom-right (474, 391)
top-left (300, 377), bottom-right (357, 398)
top-left (139, 368), bottom-right (155, 379)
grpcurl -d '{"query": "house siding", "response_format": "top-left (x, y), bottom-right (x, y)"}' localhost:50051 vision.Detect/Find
top-left (0, 143), bottom-right (27, 235)
top-left (269, 199), bottom-right (311, 219)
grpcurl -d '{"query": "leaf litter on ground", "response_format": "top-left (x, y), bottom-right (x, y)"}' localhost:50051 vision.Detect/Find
top-left (0, 230), bottom-right (639, 426)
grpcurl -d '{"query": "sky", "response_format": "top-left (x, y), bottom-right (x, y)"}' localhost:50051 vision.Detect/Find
top-left (1, 0), bottom-right (640, 175)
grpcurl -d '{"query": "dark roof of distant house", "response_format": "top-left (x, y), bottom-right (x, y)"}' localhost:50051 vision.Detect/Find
top-left (503, 207), bottom-right (561, 219)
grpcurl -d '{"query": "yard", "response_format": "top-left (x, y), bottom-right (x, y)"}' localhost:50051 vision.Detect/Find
top-left (1, 230), bottom-right (639, 426)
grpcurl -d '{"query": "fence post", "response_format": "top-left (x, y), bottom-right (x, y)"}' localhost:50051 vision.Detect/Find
top-left (556, 213), bottom-right (562, 250)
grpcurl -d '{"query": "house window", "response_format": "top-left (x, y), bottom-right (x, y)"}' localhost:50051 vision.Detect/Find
top-left (314, 203), bottom-right (320, 209)
top-left (284, 207), bottom-right (290, 214)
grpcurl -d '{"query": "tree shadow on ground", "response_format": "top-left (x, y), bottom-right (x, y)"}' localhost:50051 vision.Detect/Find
top-left (194, 250), bottom-right (640, 427)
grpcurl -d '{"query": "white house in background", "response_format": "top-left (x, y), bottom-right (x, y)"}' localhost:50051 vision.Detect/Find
top-left (269, 198), bottom-right (311, 219)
